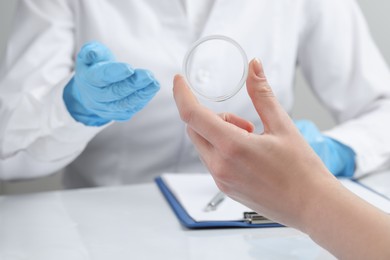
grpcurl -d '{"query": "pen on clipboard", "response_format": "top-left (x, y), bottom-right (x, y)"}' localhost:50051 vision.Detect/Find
top-left (204, 191), bottom-right (226, 212)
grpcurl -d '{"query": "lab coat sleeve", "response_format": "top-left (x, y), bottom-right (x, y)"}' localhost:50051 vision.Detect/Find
top-left (0, 0), bottom-right (105, 180)
top-left (297, 0), bottom-right (390, 177)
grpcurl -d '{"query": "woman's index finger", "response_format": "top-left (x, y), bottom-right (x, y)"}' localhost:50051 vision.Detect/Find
top-left (173, 75), bottom-right (240, 146)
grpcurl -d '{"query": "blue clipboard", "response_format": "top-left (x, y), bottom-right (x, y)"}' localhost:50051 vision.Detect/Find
top-left (155, 176), bottom-right (283, 229)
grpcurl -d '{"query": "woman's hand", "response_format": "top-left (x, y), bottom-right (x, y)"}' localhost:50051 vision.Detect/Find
top-left (173, 58), bottom-right (335, 230)
top-left (173, 58), bottom-right (390, 260)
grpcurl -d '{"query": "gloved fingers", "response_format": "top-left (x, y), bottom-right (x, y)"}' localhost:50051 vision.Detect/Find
top-left (81, 61), bottom-right (135, 87)
top-left (91, 103), bottom-right (150, 122)
top-left (88, 81), bottom-right (160, 121)
top-left (126, 69), bottom-right (158, 90)
top-left (90, 69), bottom-right (159, 102)
top-left (105, 81), bottom-right (160, 111)
top-left (77, 41), bottom-right (115, 65)
top-left (129, 80), bottom-right (160, 101)
top-left (91, 108), bottom-right (134, 122)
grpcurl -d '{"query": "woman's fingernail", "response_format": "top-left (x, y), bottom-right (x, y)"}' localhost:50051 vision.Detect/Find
top-left (253, 58), bottom-right (261, 76)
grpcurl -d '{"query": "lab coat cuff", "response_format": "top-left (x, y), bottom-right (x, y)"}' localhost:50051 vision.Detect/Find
top-left (23, 75), bottom-right (113, 163)
top-left (324, 127), bottom-right (386, 179)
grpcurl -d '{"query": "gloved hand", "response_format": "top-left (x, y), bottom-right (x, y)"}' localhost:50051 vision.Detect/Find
top-left (63, 41), bottom-right (160, 126)
top-left (295, 120), bottom-right (356, 177)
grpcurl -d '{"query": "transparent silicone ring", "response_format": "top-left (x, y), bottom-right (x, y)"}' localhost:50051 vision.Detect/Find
top-left (182, 35), bottom-right (249, 102)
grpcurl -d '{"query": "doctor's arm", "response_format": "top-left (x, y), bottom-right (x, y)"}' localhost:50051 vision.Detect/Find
top-left (173, 59), bottom-right (390, 260)
top-left (0, 1), bottom-right (159, 180)
top-left (298, 0), bottom-right (390, 177)
top-left (0, 0), bottom-right (85, 179)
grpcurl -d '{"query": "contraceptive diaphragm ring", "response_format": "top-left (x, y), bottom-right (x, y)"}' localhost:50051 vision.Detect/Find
top-left (182, 35), bottom-right (249, 102)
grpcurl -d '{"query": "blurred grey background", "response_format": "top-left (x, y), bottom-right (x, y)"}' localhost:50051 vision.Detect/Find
top-left (0, 0), bottom-right (389, 195)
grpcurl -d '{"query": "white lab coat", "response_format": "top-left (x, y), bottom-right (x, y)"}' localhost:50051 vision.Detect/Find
top-left (1, 0), bottom-right (390, 187)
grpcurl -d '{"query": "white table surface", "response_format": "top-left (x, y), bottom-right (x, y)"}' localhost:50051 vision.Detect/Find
top-left (1, 171), bottom-right (389, 260)
top-left (358, 170), bottom-right (390, 199)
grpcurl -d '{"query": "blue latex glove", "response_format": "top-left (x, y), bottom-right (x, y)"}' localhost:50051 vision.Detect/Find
top-left (63, 41), bottom-right (160, 126)
top-left (295, 120), bottom-right (356, 177)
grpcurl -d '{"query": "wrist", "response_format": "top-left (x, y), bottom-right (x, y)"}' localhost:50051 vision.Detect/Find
top-left (297, 172), bottom-right (340, 234)
top-left (300, 174), bottom-right (390, 259)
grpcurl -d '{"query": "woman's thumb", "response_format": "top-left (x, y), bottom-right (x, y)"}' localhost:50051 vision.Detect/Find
top-left (246, 59), bottom-right (292, 133)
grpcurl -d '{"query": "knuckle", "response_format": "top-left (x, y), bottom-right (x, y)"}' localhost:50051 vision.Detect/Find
top-left (108, 98), bottom-right (130, 111)
top-left (218, 112), bottom-right (227, 121)
top-left (110, 81), bottom-right (129, 98)
top-left (255, 86), bottom-right (274, 98)
top-left (252, 78), bottom-right (274, 97)
top-left (136, 84), bottom-right (158, 100)
top-left (179, 106), bottom-right (196, 124)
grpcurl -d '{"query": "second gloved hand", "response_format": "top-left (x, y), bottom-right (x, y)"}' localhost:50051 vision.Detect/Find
top-left (295, 120), bottom-right (356, 177)
top-left (63, 41), bottom-right (160, 126)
